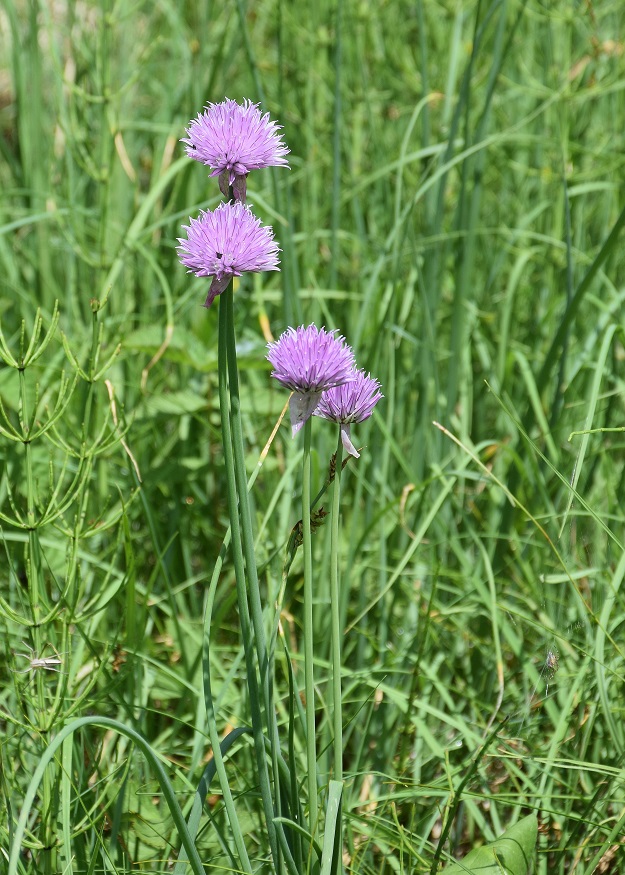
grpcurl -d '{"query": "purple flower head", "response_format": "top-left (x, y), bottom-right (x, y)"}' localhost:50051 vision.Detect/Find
top-left (182, 98), bottom-right (290, 201)
top-left (314, 369), bottom-right (383, 458)
top-left (267, 325), bottom-right (356, 436)
top-left (178, 201), bottom-right (280, 308)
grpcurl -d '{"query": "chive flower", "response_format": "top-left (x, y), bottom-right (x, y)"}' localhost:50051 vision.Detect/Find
top-left (267, 325), bottom-right (356, 436)
top-left (178, 201), bottom-right (280, 308)
top-left (314, 369), bottom-right (383, 458)
top-left (182, 98), bottom-right (290, 201)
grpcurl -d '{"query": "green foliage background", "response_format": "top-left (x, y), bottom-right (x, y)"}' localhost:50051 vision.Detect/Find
top-left (1, 0), bottom-right (625, 872)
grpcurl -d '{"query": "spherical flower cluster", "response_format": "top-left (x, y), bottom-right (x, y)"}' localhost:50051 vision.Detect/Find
top-left (177, 201), bottom-right (280, 308)
top-left (267, 325), bottom-right (356, 435)
top-left (182, 98), bottom-right (290, 202)
top-left (180, 98), bottom-right (288, 306)
top-left (314, 369), bottom-right (383, 457)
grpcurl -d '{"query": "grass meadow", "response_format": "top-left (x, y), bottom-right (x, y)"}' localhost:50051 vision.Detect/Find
top-left (1, 0), bottom-right (625, 872)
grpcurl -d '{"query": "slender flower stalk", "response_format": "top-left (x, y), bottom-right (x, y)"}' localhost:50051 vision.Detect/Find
top-left (182, 98), bottom-right (290, 201)
top-left (329, 433), bottom-right (344, 784)
top-left (317, 367), bottom-right (382, 866)
top-left (178, 201), bottom-right (280, 308)
top-left (222, 285), bottom-right (299, 874)
top-left (202, 551), bottom-right (253, 873)
top-left (328, 431), bottom-right (345, 875)
top-left (217, 285), bottom-right (280, 869)
top-left (301, 417), bottom-right (318, 831)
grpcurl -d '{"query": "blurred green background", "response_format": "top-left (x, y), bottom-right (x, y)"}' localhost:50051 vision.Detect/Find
top-left (1, 1), bottom-right (625, 872)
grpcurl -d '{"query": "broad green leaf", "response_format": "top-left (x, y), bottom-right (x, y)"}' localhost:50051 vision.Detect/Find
top-left (320, 780), bottom-right (343, 875)
top-left (124, 325), bottom-right (217, 371)
top-left (443, 813), bottom-right (537, 874)
top-left (140, 389), bottom-right (209, 416)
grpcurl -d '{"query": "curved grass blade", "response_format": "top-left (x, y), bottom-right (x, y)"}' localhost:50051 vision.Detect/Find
top-left (173, 726), bottom-right (250, 874)
top-left (8, 716), bottom-right (206, 875)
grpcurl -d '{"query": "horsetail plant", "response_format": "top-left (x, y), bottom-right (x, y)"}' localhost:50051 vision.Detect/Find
top-left (2, 302), bottom-right (137, 875)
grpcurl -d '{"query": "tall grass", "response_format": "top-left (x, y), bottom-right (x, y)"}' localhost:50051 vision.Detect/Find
top-left (1, 0), bottom-right (625, 873)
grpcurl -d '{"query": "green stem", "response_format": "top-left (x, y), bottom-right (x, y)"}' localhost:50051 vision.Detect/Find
top-left (223, 289), bottom-right (272, 723)
top-left (329, 434), bottom-right (344, 783)
top-left (17, 364), bottom-right (41, 672)
top-left (19, 365), bottom-right (53, 873)
top-left (223, 288), bottom-right (287, 872)
top-left (202, 561), bottom-right (253, 873)
top-left (302, 416), bottom-right (318, 830)
top-left (217, 287), bottom-right (280, 868)
top-left (329, 433), bottom-right (345, 875)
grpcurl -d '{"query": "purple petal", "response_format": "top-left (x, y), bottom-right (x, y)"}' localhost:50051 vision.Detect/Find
top-left (182, 98), bottom-right (290, 181)
top-left (314, 369), bottom-right (383, 424)
top-left (267, 325), bottom-right (356, 396)
top-left (178, 202), bottom-right (280, 307)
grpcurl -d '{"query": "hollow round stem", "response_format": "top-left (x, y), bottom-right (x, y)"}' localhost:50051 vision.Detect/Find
top-left (301, 416), bottom-right (318, 830)
top-left (217, 286), bottom-right (279, 868)
top-left (330, 433), bottom-right (344, 782)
